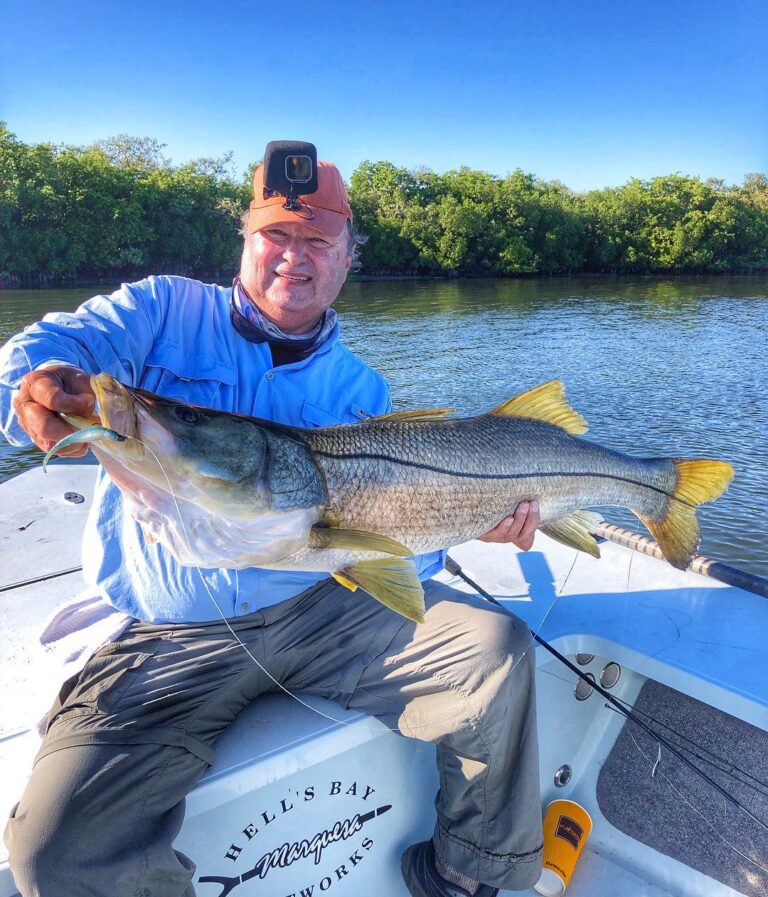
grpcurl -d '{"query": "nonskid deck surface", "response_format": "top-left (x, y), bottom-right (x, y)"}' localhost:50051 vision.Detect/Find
top-left (1, 464), bottom-right (767, 897)
top-left (597, 679), bottom-right (768, 896)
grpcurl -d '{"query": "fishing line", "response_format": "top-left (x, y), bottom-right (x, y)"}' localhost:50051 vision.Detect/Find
top-left (620, 548), bottom-right (633, 658)
top-left (625, 727), bottom-right (768, 877)
top-left (625, 549), bottom-right (634, 594)
top-left (447, 559), bottom-right (768, 836)
top-left (119, 435), bottom-right (358, 730)
top-left (443, 549), bottom-right (573, 679)
top-left (116, 437), bottom-right (499, 739)
top-left (651, 741), bottom-right (661, 778)
top-left (603, 700), bottom-right (768, 799)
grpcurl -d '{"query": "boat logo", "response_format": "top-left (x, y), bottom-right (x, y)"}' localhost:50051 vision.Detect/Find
top-left (198, 779), bottom-right (390, 896)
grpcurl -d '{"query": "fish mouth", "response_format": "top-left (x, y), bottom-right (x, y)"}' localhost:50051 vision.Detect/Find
top-left (89, 373), bottom-right (146, 460)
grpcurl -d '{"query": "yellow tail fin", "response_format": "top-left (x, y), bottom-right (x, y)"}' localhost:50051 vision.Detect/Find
top-left (639, 459), bottom-right (734, 569)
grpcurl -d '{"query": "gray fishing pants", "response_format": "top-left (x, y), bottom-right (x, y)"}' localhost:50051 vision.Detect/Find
top-left (5, 578), bottom-right (543, 896)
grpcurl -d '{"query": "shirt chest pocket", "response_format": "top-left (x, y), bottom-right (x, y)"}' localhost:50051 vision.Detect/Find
top-left (141, 343), bottom-right (237, 407)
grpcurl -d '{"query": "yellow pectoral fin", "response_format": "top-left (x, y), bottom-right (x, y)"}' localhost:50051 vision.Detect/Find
top-left (310, 525), bottom-right (413, 558)
top-left (540, 510), bottom-right (603, 558)
top-left (340, 558), bottom-right (425, 623)
top-left (490, 380), bottom-right (588, 435)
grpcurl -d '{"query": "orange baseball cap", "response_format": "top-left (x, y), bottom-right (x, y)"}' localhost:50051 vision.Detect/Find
top-left (248, 160), bottom-right (352, 238)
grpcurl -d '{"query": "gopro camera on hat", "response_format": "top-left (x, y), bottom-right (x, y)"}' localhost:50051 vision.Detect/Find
top-left (262, 141), bottom-right (318, 209)
top-left (249, 142), bottom-right (351, 237)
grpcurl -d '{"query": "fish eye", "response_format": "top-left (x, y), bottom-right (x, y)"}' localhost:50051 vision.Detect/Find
top-left (175, 407), bottom-right (201, 424)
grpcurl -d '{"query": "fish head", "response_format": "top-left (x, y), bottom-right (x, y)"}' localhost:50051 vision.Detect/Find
top-left (80, 373), bottom-right (274, 515)
top-left (94, 374), bottom-right (264, 477)
top-left (83, 373), bottom-right (326, 522)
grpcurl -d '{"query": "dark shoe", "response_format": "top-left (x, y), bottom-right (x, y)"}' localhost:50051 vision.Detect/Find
top-left (401, 840), bottom-right (499, 897)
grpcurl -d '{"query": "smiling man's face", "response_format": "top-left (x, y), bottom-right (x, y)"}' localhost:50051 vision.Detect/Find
top-left (239, 221), bottom-right (352, 334)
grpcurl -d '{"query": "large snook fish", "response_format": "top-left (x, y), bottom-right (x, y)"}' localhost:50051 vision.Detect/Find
top-left (47, 374), bottom-right (734, 623)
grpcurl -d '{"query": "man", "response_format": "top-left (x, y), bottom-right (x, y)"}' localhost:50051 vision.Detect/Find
top-left (0, 153), bottom-right (543, 897)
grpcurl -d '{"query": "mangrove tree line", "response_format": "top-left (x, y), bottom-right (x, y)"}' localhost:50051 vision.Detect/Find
top-left (1, 123), bottom-right (766, 284)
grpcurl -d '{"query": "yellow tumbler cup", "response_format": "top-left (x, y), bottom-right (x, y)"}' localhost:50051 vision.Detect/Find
top-left (534, 799), bottom-right (593, 896)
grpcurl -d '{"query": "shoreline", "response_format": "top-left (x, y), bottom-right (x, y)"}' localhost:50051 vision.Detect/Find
top-left (2, 270), bottom-right (768, 290)
top-left (348, 270), bottom-right (768, 282)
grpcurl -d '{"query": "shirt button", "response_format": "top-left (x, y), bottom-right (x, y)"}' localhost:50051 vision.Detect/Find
top-left (240, 602), bottom-right (250, 613)
top-left (266, 372), bottom-right (274, 380)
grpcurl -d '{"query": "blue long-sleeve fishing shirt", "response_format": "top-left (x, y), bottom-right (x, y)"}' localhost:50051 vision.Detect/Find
top-left (0, 275), bottom-right (444, 622)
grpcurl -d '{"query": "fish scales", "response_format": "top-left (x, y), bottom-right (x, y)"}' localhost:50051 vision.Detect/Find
top-left (303, 416), bottom-right (680, 554)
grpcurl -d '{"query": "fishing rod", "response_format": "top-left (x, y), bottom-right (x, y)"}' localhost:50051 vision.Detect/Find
top-left (595, 522), bottom-right (768, 598)
top-left (443, 555), bottom-right (768, 834)
top-left (0, 565), bottom-right (82, 594)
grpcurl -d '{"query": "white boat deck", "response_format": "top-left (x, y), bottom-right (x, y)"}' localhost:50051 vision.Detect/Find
top-left (1, 464), bottom-right (766, 897)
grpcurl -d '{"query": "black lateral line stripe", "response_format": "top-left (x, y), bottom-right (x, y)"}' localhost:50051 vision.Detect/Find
top-left (313, 450), bottom-right (692, 506)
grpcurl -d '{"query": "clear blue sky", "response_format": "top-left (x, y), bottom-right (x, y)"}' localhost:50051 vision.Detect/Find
top-left (1, 0), bottom-right (766, 191)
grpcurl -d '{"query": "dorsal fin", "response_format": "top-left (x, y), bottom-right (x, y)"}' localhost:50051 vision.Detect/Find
top-left (366, 407), bottom-right (455, 423)
top-left (490, 380), bottom-right (588, 435)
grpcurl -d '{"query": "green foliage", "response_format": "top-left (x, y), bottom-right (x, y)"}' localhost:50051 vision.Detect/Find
top-left (348, 161), bottom-right (423, 270)
top-left (582, 174), bottom-right (768, 273)
top-left (0, 123), bottom-right (249, 283)
top-left (0, 121), bottom-right (766, 283)
top-left (347, 162), bottom-right (768, 275)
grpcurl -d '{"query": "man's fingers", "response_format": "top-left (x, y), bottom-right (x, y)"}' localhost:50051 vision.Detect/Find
top-left (478, 517), bottom-right (511, 543)
top-left (515, 501), bottom-right (540, 551)
top-left (12, 367), bottom-right (96, 453)
top-left (13, 399), bottom-right (83, 453)
top-left (477, 500), bottom-right (540, 549)
top-left (479, 504), bottom-right (525, 543)
top-left (25, 369), bottom-right (94, 415)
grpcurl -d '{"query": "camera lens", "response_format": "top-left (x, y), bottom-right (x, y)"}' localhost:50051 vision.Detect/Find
top-left (285, 155), bottom-right (312, 183)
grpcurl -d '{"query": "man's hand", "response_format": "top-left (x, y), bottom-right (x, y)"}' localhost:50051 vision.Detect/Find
top-left (13, 366), bottom-right (95, 456)
top-left (478, 501), bottom-right (540, 551)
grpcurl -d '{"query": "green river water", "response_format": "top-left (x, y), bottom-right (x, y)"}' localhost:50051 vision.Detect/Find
top-left (1, 275), bottom-right (766, 577)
